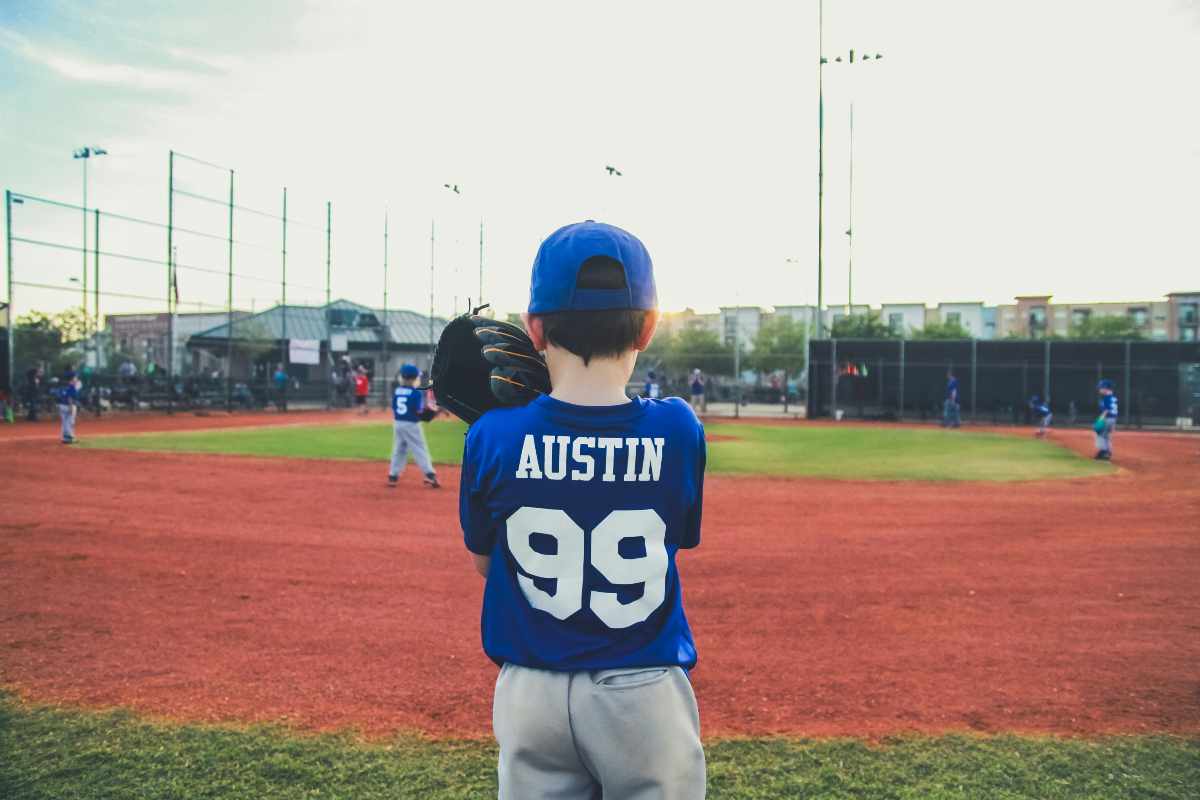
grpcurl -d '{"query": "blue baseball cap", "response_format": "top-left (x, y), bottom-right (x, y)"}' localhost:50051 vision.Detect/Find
top-left (1097, 379), bottom-right (1114, 390)
top-left (528, 221), bottom-right (657, 313)
top-left (400, 364), bottom-right (420, 380)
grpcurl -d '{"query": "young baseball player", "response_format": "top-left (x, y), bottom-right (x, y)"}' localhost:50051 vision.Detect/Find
top-left (1029, 394), bottom-right (1052, 437)
top-left (56, 369), bottom-right (79, 444)
top-left (460, 221), bottom-right (707, 798)
top-left (1095, 379), bottom-right (1118, 460)
top-left (388, 364), bottom-right (439, 488)
top-left (353, 365), bottom-right (370, 415)
top-left (644, 369), bottom-right (662, 399)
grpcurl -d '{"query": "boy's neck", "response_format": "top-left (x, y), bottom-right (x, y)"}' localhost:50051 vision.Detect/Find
top-left (545, 345), bottom-right (636, 406)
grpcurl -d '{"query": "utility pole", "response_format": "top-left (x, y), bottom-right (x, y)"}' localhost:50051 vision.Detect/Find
top-left (429, 219), bottom-right (435, 368)
top-left (478, 219), bottom-right (484, 306)
top-left (816, 0), bottom-right (825, 339)
top-left (382, 210), bottom-right (389, 405)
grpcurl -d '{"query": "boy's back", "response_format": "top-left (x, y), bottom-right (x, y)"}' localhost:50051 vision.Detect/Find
top-left (462, 393), bottom-right (705, 670)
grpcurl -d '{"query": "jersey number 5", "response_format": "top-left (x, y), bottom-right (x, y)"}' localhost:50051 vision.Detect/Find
top-left (505, 506), bottom-right (667, 629)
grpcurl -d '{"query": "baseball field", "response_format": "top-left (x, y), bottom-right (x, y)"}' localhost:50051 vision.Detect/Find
top-left (2, 410), bottom-right (1198, 798)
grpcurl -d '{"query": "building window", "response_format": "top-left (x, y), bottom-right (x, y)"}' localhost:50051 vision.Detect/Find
top-left (1180, 303), bottom-right (1198, 325)
top-left (1128, 307), bottom-right (1148, 327)
top-left (1029, 306), bottom-right (1046, 335)
top-left (945, 311), bottom-right (962, 326)
top-left (888, 313), bottom-right (904, 334)
top-left (1071, 309), bottom-right (1091, 327)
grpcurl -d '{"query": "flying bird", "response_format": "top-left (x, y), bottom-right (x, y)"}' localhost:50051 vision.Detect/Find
top-left (443, 183), bottom-right (461, 194)
top-left (605, 165), bottom-right (623, 176)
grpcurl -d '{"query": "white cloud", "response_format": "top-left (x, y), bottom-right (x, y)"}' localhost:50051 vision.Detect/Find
top-left (0, 29), bottom-right (203, 92)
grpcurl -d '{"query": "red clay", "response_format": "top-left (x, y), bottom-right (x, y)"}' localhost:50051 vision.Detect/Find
top-left (2, 419), bottom-right (1198, 739)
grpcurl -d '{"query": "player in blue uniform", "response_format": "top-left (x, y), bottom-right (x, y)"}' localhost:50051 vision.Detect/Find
top-left (460, 221), bottom-right (706, 798)
top-left (1095, 379), bottom-right (1118, 460)
top-left (56, 369), bottom-right (79, 444)
top-left (1029, 394), bottom-right (1052, 437)
top-left (388, 364), bottom-right (439, 488)
top-left (644, 369), bottom-right (661, 399)
top-left (942, 370), bottom-right (961, 428)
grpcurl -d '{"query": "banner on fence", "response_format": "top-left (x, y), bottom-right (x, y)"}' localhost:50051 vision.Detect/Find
top-left (288, 339), bottom-right (321, 365)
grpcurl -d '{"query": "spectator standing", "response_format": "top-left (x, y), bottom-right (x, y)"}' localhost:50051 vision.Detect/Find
top-left (353, 364), bottom-right (371, 415)
top-left (24, 366), bottom-right (43, 421)
top-left (689, 368), bottom-right (706, 413)
top-left (272, 363), bottom-right (288, 411)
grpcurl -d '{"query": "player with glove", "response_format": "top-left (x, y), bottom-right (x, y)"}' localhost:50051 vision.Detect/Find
top-left (387, 364), bottom-right (439, 488)
top-left (430, 221), bottom-right (707, 798)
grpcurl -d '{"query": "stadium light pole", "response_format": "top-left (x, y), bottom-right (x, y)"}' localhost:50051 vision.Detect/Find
top-left (822, 49), bottom-right (883, 315)
top-left (73, 147), bottom-right (106, 327)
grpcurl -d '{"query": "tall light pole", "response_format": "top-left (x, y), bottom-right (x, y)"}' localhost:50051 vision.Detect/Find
top-left (816, 0), bottom-right (825, 339)
top-left (822, 49), bottom-right (882, 315)
top-left (73, 147), bottom-right (106, 326)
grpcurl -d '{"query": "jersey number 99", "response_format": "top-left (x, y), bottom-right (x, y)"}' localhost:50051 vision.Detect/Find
top-left (506, 506), bottom-right (668, 629)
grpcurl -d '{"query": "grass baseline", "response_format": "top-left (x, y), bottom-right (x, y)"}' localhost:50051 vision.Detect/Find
top-left (0, 697), bottom-right (1195, 800)
top-left (79, 419), bottom-right (1110, 482)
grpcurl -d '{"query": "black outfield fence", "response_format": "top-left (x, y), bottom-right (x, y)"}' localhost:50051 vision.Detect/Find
top-left (807, 338), bottom-right (1200, 427)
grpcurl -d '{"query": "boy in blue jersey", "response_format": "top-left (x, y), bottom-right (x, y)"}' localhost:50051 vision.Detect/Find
top-left (388, 364), bottom-right (439, 488)
top-left (56, 369), bottom-right (79, 444)
top-left (460, 221), bottom-right (706, 799)
top-left (1029, 394), bottom-right (1052, 437)
top-left (1095, 379), bottom-right (1118, 460)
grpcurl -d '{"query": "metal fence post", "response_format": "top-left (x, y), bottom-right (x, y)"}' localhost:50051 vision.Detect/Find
top-left (966, 338), bottom-right (975, 419)
top-left (166, 151), bottom-right (174, 407)
top-left (830, 337), bottom-right (838, 418)
top-left (1043, 338), bottom-right (1051, 405)
top-left (281, 186), bottom-right (288, 411)
top-left (92, 209), bottom-right (100, 367)
top-left (225, 169), bottom-right (235, 411)
top-left (326, 200), bottom-right (332, 408)
top-left (898, 338), bottom-right (905, 419)
top-left (5, 190), bottom-right (14, 396)
top-left (1124, 339), bottom-right (1132, 426)
top-left (381, 210), bottom-right (389, 408)
top-left (428, 219), bottom-right (435, 371)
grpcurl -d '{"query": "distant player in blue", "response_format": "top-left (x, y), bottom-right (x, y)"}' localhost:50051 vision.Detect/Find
top-left (388, 364), bottom-right (439, 488)
top-left (644, 369), bottom-right (661, 399)
top-left (460, 221), bottom-right (706, 798)
top-left (1029, 394), bottom-right (1052, 437)
top-left (942, 370), bottom-right (961, 428)
top-left (56, 369), bottom-right (79, 444)
top-left (1094, 379), bottom-right (1118, 460)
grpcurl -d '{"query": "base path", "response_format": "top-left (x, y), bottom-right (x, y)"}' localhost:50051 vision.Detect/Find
top-left (2, 426), bottom-right (1198, 738)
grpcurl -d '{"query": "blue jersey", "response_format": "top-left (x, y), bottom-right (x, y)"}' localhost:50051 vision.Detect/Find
top-left (56, 384), bottom-right (78, 405)
top-left (946, 378), bottom-right (959, 401)
top-left (392, 385), bottom-right (426, 422)
top-left (1100, 393), bottom-right (1119, 419)
top-left (460, 395), bottom-right (705, 672)
top-left (1031, 402), bottom-right (1050, 418)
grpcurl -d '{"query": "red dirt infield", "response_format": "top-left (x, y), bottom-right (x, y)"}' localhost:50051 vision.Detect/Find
top-left (2, 416), bottom-right (1198, 739)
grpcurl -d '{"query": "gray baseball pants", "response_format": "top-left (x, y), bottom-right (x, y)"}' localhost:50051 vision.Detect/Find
top-left (58, 404), bottom-right (76, 441)
top-left (493, 663), bottom-right (706, 800)
top-left (1095, 418), bottom-right (1115, 454)
top-left (389, 420), bottom-right (434, 477)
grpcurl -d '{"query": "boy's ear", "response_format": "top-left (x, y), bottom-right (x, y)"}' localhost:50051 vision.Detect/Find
top-left (634, 310), bottom-right (660, 352)
top-left (521, 312), bottom-right (547, 351)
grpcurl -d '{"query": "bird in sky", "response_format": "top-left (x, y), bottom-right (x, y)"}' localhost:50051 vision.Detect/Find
top-left (443, 183), bottom-right (461, 194)
top-left (605, 165), bottom-right (623, 176)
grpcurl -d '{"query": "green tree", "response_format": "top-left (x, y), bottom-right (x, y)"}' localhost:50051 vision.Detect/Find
top-left (830, 312), bottom-right (896, 339)
top-left (665, 327), bottom-right (734, 376)
top-left (912, 319), bottom-right (972, 340)
top-left (13, 310), bottom-right (86, 371)
top-left (1069, 315), bottom-right (1145, 340)
top-left (749, 316), bottom-right (807, 375)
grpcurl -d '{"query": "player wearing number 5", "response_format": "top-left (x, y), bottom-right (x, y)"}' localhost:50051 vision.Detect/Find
top-left (387, 364), bottom-right (439, 488)
top-left (460, 222), bottom-right (706, 799)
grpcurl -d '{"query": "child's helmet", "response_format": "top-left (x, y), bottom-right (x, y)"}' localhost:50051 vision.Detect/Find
top-left (400, 364), bottom-right (420, 380)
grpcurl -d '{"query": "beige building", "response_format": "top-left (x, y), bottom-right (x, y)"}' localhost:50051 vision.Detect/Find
top-left (994, 293), bottom-right (1197, 340)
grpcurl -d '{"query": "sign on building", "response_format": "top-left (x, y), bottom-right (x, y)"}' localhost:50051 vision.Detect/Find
top-left (330, 333), bottom-right (349, 352)
top-left (289, 339), bottom-right (321, 365)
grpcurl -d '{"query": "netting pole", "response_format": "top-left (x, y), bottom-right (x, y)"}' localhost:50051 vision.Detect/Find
top-left (478, 218), bottom-right (484, 304)
top-left (970, 338), bottom-right (977, 419)
top-left (325, 200), bottom-right (332, 408)
top-left (281, 186), bottom-right (288, 412)
top-left (226, 169), bottom-right (235, 412)
top-left (428, 218), bottom-right (435, 371)
top-left (897, 338), bottom-right (905, 419)
top-left (166, 151), bottom-right (175, 413)
top-left (5, 190), bottom-right (14, 396)
top-left (92, 209), bottom-right (100, 369)
top-left (1124, 339), bottom-right (1132, 425)
top-left (1043, 339), bottom-right (1051, 404)
top-left (381, 209), bottom-right (389, 408)
top-left (830, 337), bottom-right (838, 418)
top-left (81, 156), bottom-right (88, 321)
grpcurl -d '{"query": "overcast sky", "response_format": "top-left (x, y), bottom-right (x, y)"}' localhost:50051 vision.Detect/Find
top-left (2, 0), bottom-right (1198, 323)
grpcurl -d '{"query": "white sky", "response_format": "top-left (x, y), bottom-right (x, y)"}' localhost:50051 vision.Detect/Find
top-left (2, 0), bottom-right (1198, 323)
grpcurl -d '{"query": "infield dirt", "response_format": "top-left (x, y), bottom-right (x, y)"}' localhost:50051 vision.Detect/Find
top-left (2, 414), bottom-right (1198, 739)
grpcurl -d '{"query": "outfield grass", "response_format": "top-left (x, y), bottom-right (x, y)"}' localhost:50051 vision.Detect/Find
top-left (82, 420), bottom-right (1109, 481)
top-left (1, 698), bottom-right (1195, 800)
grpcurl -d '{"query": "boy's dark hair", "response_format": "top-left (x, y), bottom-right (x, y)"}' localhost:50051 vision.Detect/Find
top-left (534, 256), bottom-right (649, 365)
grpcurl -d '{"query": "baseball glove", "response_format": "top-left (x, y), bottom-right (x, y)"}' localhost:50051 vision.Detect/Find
top-left (1093, 417), bottom-right (1107, 434)
top-left (418, 406), bottom-right (438, 422)
top-left (428, 307), bottom-right (550, 424)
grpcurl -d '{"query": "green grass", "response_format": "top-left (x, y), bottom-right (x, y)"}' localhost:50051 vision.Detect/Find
top-left (82, 421), bottom-right (1109, 482)
top-left (1, 698), bottom-right (1196, 799)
